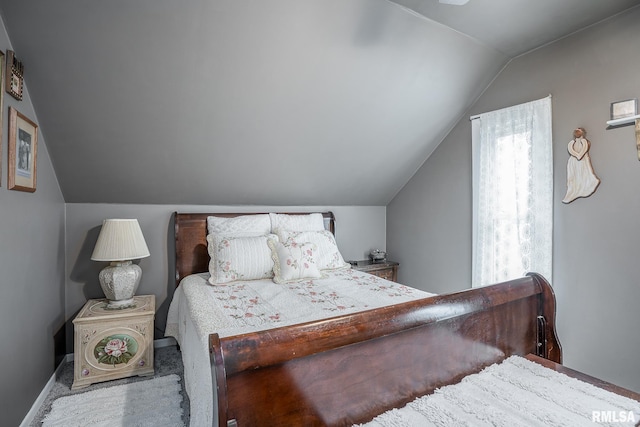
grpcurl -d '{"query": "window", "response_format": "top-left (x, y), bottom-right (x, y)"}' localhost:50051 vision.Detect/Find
top-left (471, 96), bottom-right (553, 287)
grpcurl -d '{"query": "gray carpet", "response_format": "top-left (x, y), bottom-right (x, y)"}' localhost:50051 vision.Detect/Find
top-left (31, 345), bottom-right (189, 426)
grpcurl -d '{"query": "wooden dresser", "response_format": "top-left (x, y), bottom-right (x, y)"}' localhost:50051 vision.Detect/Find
top-left (351, 260), bottom-right (399, 282)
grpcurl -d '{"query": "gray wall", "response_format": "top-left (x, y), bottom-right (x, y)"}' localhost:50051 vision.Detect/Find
top-left (388, 8), bottom-right (640, 392)
top-left (0, 23), bottom-right (66, 427)
top-left (65, 204), bottom-right (386, 351)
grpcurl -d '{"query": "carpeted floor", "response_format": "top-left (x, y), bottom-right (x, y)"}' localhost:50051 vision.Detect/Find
top-left (30, 345), bottom-right (189, 426)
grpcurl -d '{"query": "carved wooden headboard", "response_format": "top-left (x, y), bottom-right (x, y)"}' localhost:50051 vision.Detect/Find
top-left (173, 212), bottom-right (336, 287)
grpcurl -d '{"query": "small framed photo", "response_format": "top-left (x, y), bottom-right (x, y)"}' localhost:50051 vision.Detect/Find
top-left (610, 99), bottom-right (637, 121)
top-left (5, 50), bottom-right (23, 101)
top-left (8, 107), bottom-right (38, 192)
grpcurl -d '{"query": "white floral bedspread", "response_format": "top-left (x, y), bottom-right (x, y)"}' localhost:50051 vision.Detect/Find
top-left (166, 268), bottom-right (431, 340)
top-left (165, 269), bottom-right (434, 426)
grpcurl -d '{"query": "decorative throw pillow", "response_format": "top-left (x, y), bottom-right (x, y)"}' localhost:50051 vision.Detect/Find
top-left (276, 229), bottom-right (350, 271)
top-left (267, 238), bottom-right (323, 284)
top-left (269, 213), bottom-right (325, 233)
top-left (207, 214), bottom-right (271, 237)
top-left (206, 234), bottom-right (276, 284)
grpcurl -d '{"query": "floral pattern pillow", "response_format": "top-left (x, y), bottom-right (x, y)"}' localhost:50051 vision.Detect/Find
top-left (276, 229), bottom-right (350, 271)
top-left (206, 234), bottom-right (276, 284)
top-left (268, 238), bottom-right (323, 284)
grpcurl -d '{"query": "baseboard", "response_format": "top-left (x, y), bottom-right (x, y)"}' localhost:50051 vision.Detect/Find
top-left (154, 337), bottom-right (177, 349)
top-left (20, 337), bottom-right (178, 427)
top-left (19, 353), bottom-right (72, 427)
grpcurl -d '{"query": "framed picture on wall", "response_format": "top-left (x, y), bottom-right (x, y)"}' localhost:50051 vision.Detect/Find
top-left (8, 107), bottom-right (38, 192)
top-left (5, 50), bottom-right (23, 101)
top-left (610, 99), bottom-right (637, 121)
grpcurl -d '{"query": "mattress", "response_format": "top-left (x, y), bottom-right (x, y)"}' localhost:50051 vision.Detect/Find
top-left (165, 269), bottom-right (434, 426)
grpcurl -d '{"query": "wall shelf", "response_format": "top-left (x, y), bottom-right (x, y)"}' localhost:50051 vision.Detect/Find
top-left (606, 114), bottom-right (640, 129)
top-left (606, 115), bottom-right (640, 160)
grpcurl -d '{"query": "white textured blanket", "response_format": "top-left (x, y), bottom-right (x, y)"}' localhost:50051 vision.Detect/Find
top-left (357, 356), bottom-right (640, 427)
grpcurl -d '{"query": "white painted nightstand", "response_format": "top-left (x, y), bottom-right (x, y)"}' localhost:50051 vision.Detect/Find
top-left (72, 295), bottom-right (155, 390)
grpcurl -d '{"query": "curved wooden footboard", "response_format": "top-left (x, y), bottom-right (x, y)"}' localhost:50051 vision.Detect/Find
top-left (209, 273), bottom-right (561, 427)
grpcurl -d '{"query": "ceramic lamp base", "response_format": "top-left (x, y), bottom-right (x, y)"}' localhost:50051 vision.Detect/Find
top-left (98, 260), bottom-right (142, 309)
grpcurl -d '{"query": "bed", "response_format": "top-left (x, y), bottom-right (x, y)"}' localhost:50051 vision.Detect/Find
top-left (166, 211), bottom-right (640, 427)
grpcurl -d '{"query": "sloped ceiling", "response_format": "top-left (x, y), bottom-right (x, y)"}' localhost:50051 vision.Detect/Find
top-left (0, 0), bottom-right (637, 205)
top-left (390, 0), bottom-right (640, 57)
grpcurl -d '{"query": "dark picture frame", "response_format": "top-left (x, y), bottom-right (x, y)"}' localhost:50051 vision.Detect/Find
top-left (8, 107), bottom-right (38, 192)
top-left (5, 50), bottom-right (23, 101)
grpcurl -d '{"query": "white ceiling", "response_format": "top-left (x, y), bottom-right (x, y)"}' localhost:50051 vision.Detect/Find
top-left (0, 0), bottom-right (637, 205)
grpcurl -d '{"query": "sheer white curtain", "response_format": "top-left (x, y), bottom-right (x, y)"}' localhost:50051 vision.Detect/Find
top-left (472, 96), bottom-right (553, 287)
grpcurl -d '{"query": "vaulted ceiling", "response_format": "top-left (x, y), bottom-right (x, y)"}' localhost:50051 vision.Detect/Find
top-left (0, 0), bottom-right (637, 205)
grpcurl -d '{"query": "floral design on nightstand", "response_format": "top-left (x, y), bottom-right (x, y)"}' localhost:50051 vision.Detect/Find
top-left (135, 324), bottom-right (147, 337)
top-left (82, 329), bottom-right (97, 345)
top-left (94, 334), bottom-right (138, 365)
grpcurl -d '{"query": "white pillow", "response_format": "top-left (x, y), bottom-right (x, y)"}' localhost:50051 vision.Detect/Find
top-left (277, 229), bottom-right (350, 271)
top-left (269, 213), bottom-right (325, 233)
top-left (268, 237), bottom-right (323, 284)
top-left (206, 234), bottom-right (276, 284)
top-left (207, 214), bottom-right (271, 237)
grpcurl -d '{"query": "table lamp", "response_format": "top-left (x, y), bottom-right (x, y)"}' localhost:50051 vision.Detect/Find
top-left (91, 219), bottom-right (150, 309)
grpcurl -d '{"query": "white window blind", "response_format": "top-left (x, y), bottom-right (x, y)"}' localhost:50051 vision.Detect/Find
top-left (471, 96), bottom-right (553, 287)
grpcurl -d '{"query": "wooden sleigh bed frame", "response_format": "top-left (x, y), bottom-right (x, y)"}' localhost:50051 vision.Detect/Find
top-left (173, 212), bottom-right (638, 427)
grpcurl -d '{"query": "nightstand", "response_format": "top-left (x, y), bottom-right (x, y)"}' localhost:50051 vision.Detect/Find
top-left (351, 260), bottom-right (399, 282)
top-left (72, 295), bottom-right (155, 390)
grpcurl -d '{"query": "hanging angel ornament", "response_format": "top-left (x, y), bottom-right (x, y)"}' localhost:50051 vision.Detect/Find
top-left (562, 128), bottom-right (600, 203)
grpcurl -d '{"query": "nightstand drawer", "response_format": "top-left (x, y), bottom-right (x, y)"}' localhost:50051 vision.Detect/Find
top-left (372, 268), bottom-right (395, 281)
top-left (351, 260), bottom-right (399, 282)
top-left (72, 295), bottom-right (155, 389)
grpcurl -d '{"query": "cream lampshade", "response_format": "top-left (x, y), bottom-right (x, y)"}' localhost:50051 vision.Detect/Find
top-left (91, 219), bottom-right (150, 309)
